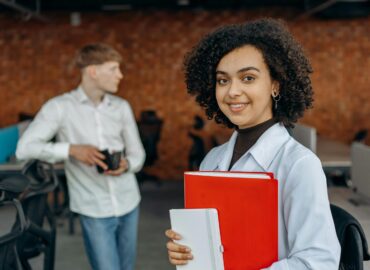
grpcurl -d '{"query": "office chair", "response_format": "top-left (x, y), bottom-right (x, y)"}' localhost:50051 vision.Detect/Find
top-left (0, 174), bottom-right (30, 270)
top-left (136, 110), bottom-right (163, 186)
top-left (15, 160), bottom-right (58, 270)
top-left (188, 116), bottom-right (206, 171)
top-left (330, 204), bottom-right (370, 270)
top-left (352, 129), bottom-right (368, 143)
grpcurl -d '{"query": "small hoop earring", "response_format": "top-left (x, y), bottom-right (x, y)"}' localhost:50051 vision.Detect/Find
top-left (272, 92), bottom-right (281, 110)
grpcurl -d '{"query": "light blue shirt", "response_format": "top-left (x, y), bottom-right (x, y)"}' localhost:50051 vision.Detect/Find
top-left (16, 87), bottom-right (145, 218)
top-left (200, 123), bottom-right (340, 270)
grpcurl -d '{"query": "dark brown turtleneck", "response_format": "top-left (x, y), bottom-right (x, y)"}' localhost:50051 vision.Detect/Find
top-left (229, 118), bottom-right (276, 170)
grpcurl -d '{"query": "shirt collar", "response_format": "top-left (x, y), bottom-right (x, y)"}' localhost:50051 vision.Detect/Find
top-left (248, 123), bottom-right (291, 170)
top-left (215, 131), bottom-right (238, 171)
top-left (75, 86), bottom-right (112, 106)
top-left (214, 123), bottom-right (290, 171)
top-left (75, 86), bottom-right (89, 103)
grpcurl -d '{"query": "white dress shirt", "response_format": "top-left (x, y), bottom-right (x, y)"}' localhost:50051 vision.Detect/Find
top-left (200, 123), bottom-right (341, 270)
top-left (16, 87), bottom-right (145, 218)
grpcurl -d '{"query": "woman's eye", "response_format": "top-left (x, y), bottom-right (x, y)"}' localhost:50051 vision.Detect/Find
top-left (242, 76), bottom-right (255, 82)
top-left (217, 78), bottom-right (228, 85)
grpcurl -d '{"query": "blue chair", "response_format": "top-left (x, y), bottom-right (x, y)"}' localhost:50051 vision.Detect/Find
top-left (0, 125), bottom-right (19, 164)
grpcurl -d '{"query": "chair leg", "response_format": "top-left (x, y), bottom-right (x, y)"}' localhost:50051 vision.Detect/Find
top-left (68, 211), bottom-right (75, 235)
top-left (20, 257), bottom-right (32, 270)
top-left (44, 206), bottom-right (56, 270)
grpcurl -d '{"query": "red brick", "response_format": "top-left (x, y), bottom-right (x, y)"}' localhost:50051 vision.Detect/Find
top-left (0, 10), bottom-right (369, 180)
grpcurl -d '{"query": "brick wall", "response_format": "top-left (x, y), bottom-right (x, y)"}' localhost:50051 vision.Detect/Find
top-left (0, 9), bottom-right (369, 180)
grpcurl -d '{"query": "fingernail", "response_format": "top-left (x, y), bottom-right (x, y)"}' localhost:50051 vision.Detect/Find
top-left (186, 248), bottom-right (191, 252)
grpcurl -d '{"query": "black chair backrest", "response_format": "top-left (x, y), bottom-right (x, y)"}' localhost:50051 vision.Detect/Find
top-left (330, 204), bottom-right (370, 270)
top-left (18, 161), bottom-right (57, 260)
top-left (339, 225), bottom-right (363, 270)
top-left (137, 110), bottom-right (163, 166)
top-left (353, 129), bottom-right (368, 143)
top-left (188, 132), bottom-right (205, 170)
top-left (21, 160), bottom-right (58, 196)
top-left (0, 161), bottom-right (58, 270)
top-left (0, 175), bottom-right (30, 200)
top-left (0, 176), bottom-right (29, 270)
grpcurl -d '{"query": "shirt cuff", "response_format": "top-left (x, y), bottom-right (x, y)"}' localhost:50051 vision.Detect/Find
top-left (54, 142), bottom-right (70, 161)
top-left (124, 158), bottom-right (130, 172)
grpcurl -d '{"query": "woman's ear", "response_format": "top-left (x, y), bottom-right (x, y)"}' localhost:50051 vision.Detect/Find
top-left (271, 81), bottom-right (280, 97)
top-left (271, 81), bottom-right (281, 110)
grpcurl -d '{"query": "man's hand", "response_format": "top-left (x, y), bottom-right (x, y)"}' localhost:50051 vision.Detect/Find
top-left (104, 158), bottom-right (129, 176)
top-left (69, 145), bottom-right (107, 170)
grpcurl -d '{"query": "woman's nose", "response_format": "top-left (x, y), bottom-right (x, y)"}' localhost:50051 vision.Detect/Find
top-left (227, 80), bottom-right (243, 98)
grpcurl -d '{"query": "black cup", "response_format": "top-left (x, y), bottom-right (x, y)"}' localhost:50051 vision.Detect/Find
top-left (109, 151), bottom-right (122, 170)
top-left (96, 150), bottom-right (122, 173)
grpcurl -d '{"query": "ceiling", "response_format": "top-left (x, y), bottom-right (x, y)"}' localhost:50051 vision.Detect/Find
top-left (1, 0), bottom-right (304, 11)
top-left (0, 0), bottom-right (368, 21)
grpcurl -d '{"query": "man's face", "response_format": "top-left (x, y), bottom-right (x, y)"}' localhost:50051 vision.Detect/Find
top-left (93, 61), bottom-right (123, 94)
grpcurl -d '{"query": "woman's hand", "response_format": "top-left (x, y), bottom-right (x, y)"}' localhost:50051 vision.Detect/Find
top-left (165, 229), bottom-right (193, 265)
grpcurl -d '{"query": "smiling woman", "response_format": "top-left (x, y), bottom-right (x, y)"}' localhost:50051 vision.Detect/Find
top-left (184, 18), bottom-right (313, 129)
top-left (165, 18), bottom-right (341, 270)
top-left (215, 45), bottom-right (278, 129)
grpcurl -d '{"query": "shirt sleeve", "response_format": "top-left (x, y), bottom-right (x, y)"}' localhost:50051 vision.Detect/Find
top-left (16, 98), bottom-right (70, 163)
top-left (120, 102), bottom-right (145, 173)
top-left (262, 154), bottom-right (341, 270)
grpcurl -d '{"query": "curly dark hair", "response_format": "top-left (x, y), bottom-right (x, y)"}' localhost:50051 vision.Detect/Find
top-left (184, 18), bottom-right (313, 128)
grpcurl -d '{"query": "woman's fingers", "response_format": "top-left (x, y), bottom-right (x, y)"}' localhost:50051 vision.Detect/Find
top-left (169, 257), bottom-right (191, 265)
top-left (168, 250), bottom-right (193, 260)
top-left (165, 229), bottom-right (181, 240)
top-left (165, 229), bottom-right (193, 265)
top-left (167, 244), bottom-right (193, 265)
top-left (166, 241), bottom-right (191, 253)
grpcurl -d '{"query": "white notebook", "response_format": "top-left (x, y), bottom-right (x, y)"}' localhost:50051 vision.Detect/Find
top-left (169, 208), bottom-right (224, 270)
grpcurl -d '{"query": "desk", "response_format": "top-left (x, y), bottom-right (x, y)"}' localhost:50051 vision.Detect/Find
top-left (215, 133), bottom-right (352, 167)
top-left (0, 160), bottom-right (28, 177)
top-left (0, 160), bottom-right (65, 178)
top-left (316, 137), bottom-right (351, 168)
top-left (316, 137), bottom-right (351, 186)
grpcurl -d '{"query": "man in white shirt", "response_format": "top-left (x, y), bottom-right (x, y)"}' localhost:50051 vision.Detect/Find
top-left (16, 43), bottom-right (145, 270)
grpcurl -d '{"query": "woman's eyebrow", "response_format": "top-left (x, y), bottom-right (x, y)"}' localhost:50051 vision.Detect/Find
top-left (216, 66), bottom-right (260, 75)
top-left (216, 70), bottom-right (228, 75)
top-left (238, 66), bottom-right (260, 73)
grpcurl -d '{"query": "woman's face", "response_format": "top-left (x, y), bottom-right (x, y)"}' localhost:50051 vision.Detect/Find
top-left (215, 45), bottom-right (278, 129)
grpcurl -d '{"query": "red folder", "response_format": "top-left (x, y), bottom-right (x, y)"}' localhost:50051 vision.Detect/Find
top-left (184, 171), bottom-right (278, 270)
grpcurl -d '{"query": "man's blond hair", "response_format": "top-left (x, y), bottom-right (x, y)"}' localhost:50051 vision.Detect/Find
top-left (75, 43), bottom-right (122, 69)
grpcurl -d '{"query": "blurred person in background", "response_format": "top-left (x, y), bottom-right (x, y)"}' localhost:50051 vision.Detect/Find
top-left (17, 43), bottom-right (145, 270)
